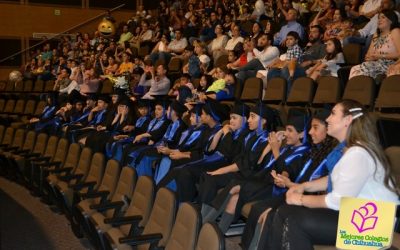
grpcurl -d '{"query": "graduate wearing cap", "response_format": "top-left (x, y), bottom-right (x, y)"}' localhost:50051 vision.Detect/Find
top-left (69, 94), bottom-right (111, 143)
top-left (241, 108), bottom-right (340, 250)
top-left (197, 102), bottom-right (273, 219)
top-left (158, 101), bottom-right (251, 202)
top-left (62, 93), bottom-right (97, 138)
top-left (201, 109), bottom-right (311, 234)
top-left (106, 99), bottom-right (152, 160)
top-left (84, 97), bottom-right (135, 153)
top-left (120, 98), bottom-right (171, 166)
top-left (157, 100), bottom-right (228, 190)
top-left (30, 92), bottom-right (59, 133)
top-left (129, 100), bottom-right (188, 176)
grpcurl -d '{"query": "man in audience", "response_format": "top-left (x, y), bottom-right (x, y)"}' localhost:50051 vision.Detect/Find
top-left (139, 64), bottom-right (171, 99)
top-left (236, 33), bottom-right (280, 89)
top-left (273, 8), bottom-right (305, 47)
top-left (268, 25), bottom-right (326, 94)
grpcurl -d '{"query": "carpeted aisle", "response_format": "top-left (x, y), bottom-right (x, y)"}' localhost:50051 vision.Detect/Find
top-left (0, 177), bottom-right (90, 250)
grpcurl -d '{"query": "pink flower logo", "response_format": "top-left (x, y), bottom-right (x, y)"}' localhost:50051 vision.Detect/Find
top-left (351, 202), bottom-right (378, 233)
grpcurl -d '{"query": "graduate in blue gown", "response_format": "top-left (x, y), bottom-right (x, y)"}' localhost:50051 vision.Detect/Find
top-left (156, 99), bottom-right (233, 196)
top-left (197, 102), bottom-right (275, 211)
top-left (106, 99), bottom-right (151, 160)
top-left (85, 96), bottom-right (135, 153)
top-left (159, 101), bottom-right (250, 202)
top-left (132, 100), bottom-right (188, 176)
top-left (29, 92), bottom-right (59, 133)
top-left (68, 94), bottom-right (111, 143)
top-left (120, 99), bottom-right (171, 166)
top-left (201, 109), bottom-right (312, 234)
top-left (241, 108), bottom-right (339, 249)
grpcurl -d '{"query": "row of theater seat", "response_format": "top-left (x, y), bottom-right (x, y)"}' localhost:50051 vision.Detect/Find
top-left (0, 126), bottom-right (224, 250)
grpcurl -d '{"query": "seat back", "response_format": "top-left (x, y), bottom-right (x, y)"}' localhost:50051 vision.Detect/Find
top-left (33, 101), bottom-right (47, 116)
top-left (21, 130), bottom-right (36, 151)
top-left (52, 138), bottom-right (69, 163)
top-left (41, 136), bottom-right (59, 158)
top-left (1, 127), bottom-right (14, 145)
top-left (241, 77), bottom-right (263, 100)
top-left (33, 79), bottom-right (44, 92)
top-left (385, 146), bottom-right (400, 185)
top-left (375, 75), bottom-right (400, 109)
top-left (343, 43), bottom-right (362, 65)
top-left (141, 188), bottom-right (177, 248)
top-left (83, 152), bottom-right (106, 190)
top-left (195, 222), bottom-right (225, 250)
top-left (23, 80), bottom-right (33, 92)
top-left (0, 125), bottom-right (5, 143)
top-left (168, 57), bottom-right (182, 73)
top-left (3, 99), bottom-right (16, 113)
top-left (5, 81), bottom-right (14, 92)
top-left (61, 143), bottom-right (81, 169)
top-left (165, 203), bottom-right (201, 250)
top-left (23, 99), bottom-right (37, 115)
top-left (100, 79), bottom-right (113, 94)
top-left (14, 80), bottom-right (24, 92)
top-left (32, 133), bottom-right (48, 155)
top-left (97, 159), bottom-right (121, 199)
top-left (123, 176), bottom-right (155, 231)
top-left (263, 77), bottom-right (287, 104)
top-left (214, 54), bottom-right (229, 68)
top-left (44, 80), bottom-right (55, 92)
top-left (314, 76), bottom-right (341, 105)
top-left (343, 76), bottom-right (375, 107)
top-left (11, 129), bottom-right (25, 148)
top-left (104, 167), bottom-right (137, 218)
top-left (71, 147), bottom-right (92, 178)
top-left (0, 99), bottom-right (6, 112)
top-left (12, 99), bottom-right (25, 114)
top-left (286, 77), bottom-right (315, 104)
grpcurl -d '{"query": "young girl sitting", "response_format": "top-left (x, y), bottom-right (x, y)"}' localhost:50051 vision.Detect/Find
top-left (306, 37), bottom-right (345, 80)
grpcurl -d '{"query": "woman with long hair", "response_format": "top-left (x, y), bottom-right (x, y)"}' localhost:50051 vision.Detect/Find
top-left (349, 10), bottom-right (400, 79)
top-left (263, 99), bottom-right (399, 250)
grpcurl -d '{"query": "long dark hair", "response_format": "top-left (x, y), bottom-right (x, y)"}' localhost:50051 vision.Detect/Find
top-left (377, 10), bottom-right (399, 36)
top-left (325, 38), bottom-right (343, 61)
top-left (339, 99), bottom-right (399, 195)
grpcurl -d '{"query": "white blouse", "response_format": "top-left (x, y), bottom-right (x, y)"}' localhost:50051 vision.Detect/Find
top-left (325, 146), bottom-right (399, 211)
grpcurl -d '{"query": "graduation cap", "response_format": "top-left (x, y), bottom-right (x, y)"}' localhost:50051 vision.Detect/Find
top-left (231, 101), bottom-right (250, 118)
top-left (312, 108), bottom-right (331, 124)
top-left (98, 93), bottom-right (111, 103)
top-left (170, 100), bottom-right (188, 116)
top-left (68, 90), bottom-right (85, 104)
top-left (287, 109), bottom-right (307, 133)
top-left (189, 103), bottom-right (204, 124)
top-left (112, 87), bottom-right (127, 97)
top-left (137, 99), bottom-right (152, 109)
top-left (118, 96), bottom-right (131, 107)
top-left (250, 102), bottom-right (274, 122)
top-left (203, 99), bottom-right (230, 123)
top-left (86, 93), bottom-right (98, 101)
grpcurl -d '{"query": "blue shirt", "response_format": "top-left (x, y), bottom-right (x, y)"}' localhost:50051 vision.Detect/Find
top-left (274, 21), bottom-right (305, 46)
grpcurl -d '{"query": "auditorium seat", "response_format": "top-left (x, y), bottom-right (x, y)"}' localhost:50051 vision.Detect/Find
top-left (375, 75), bottom-right (400, 120)
top-left (54, 152), bottom-right (105, 215)
top-left (33, 79), bottom-right (44, 93)
top-left (104, 187), bottom-right (176, 250)
top-left (241, 77), bottom-right (263, 101)
top-left (78, 166), bottom-right (136, 243)
top-left (23, 80), bottom-right (33, 92)
top-left (342, 76), bottom-right (375, 109)
top-left (196, 222), bottom-right (225, 250)
top-left (313, 76), bottom-right (341, 106)
top-left (44, 80), bottom-right (55, 92)
top-left (10, 98), bottom-right (37, 128)
top-left (0, 128), bottom-right (25, 154)
top-left (89, 175), bottom-right (155, 249)
top-left (71, 159), bottom-right (121, 237)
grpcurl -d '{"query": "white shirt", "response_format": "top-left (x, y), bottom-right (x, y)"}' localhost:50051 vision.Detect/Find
top-left (225, 36), bottom-right (244, 51)
top-left (253, 46), bottom-right (280, 69)
top-left (325, 146), bottom-right (399, 211)
top-left (168, 38), bottom-right (188, 53)
top-left (360, 0), bottom-right (381, 14)
top-left (321, 52), bottom-right (345, 77)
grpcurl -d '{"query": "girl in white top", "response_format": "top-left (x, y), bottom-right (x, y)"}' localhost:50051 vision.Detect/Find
top-left (264, 99), bottom-right (399, 250)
